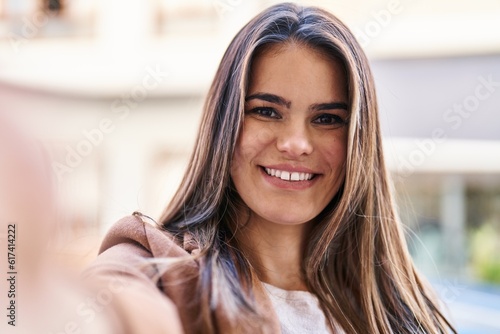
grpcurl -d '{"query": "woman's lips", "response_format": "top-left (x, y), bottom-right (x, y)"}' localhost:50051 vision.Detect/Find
top-left (259, 165), bottom-right (319, 189)
top-left (263, 167), bottom-right (315, 181)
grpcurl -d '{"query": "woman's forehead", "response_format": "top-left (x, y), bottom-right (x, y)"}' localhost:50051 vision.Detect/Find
top-left (247, 43), bottom-right (348, 104)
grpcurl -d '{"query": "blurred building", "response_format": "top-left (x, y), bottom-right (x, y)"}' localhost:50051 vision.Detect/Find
top-left (1, 0), bottom-right (499, 285)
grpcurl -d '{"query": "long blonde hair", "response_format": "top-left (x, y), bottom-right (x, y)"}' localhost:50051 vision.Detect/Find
top-left (160, 3), bottom-right (456, 333)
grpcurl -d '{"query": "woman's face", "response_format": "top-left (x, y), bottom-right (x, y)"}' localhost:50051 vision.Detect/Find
top-left (231, 43), bottom-right (349, 226)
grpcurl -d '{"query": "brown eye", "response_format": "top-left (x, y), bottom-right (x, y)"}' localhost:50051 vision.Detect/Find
top-left (247, 107), bottom-right (281, 119)
top-left (312, 114), bottom-right (346, 127)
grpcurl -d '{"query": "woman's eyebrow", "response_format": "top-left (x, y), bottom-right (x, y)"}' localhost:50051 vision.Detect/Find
top-left (309, 102), bottom-right (349, 112)
top-left (245, 93), bottom-right (292, 108)
top-left (245, 92), bottom-right (348, 112)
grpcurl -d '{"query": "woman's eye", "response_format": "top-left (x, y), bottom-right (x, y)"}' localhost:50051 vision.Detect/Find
top-left (312, 114), bottom-right (347, 127)
top-left (247, 107), bottom-right (281, 119)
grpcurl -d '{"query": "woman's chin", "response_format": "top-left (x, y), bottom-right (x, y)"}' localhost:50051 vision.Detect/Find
top-left (259, 211), bottom-right (315, 227)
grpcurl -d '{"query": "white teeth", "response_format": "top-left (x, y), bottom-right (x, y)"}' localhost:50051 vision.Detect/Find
top-left (264, 168), bottom-right (314, 182)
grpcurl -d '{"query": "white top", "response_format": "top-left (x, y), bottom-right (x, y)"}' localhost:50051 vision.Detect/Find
top-left (262, 283), bottom-right (333, 334)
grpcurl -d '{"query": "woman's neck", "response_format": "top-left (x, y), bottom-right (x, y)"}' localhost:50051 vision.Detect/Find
top-left (236, 213), bottom-right (312, 291)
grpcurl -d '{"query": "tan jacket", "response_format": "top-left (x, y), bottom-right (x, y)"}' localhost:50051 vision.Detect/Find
top-left (84, 214), bottom-right (281, 334)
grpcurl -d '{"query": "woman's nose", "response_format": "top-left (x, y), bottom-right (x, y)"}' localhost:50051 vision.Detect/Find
top-left (275, 121), bottom-right (314, 157)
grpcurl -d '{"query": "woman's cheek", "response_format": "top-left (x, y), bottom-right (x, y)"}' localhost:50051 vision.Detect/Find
top-left (238, 121), bottom-right (276, 158)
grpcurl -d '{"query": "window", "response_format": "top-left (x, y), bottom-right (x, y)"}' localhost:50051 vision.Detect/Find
top-left (43, 0), bottom-right (64, 13)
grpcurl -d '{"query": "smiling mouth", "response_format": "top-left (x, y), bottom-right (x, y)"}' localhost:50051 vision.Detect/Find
top-left (262, 167), bottom-right (317, 182)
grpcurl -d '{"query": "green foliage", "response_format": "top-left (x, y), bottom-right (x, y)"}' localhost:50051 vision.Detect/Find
top-left (480, 261), bottom-right (500, 283)
top-left (470, 224), bottom-right (500, 284)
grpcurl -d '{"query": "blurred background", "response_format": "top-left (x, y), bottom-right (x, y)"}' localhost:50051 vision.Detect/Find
top-left (0, 0), bottom-right (499, 332)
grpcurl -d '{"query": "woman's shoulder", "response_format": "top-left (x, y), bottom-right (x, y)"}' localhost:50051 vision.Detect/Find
top-left (82, 213), bottom-right (189, 334)
top-left (83, 213), bottom-right (198, 302)
top-left (98, 213), bottom-right (186, 258)
top-left (95, 212), bottom-right (188, 264)
top-left (85, 212), bottom-right (192, 280)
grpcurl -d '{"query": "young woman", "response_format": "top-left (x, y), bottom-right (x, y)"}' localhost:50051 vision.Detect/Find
top-left (87, 3), bottom-right (456, 333)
